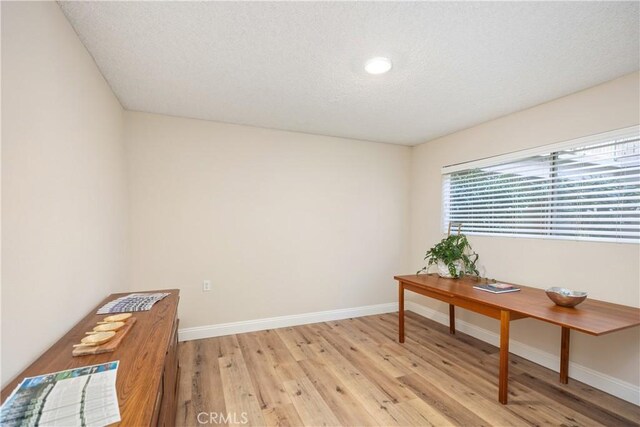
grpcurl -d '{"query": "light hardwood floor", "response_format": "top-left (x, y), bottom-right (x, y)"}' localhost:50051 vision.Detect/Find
top-left (176, 312), bottom-right (640, 426)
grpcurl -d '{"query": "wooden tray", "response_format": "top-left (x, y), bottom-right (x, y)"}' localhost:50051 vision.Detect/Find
top-left (72, 317), bottom-right (137, 357)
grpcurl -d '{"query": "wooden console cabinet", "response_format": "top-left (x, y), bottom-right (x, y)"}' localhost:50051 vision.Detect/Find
top-left (1, 289), bottom-right (180, 426)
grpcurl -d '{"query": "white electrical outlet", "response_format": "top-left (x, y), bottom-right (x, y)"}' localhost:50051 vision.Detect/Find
top-left (203, 280), bottom-right (211, 292)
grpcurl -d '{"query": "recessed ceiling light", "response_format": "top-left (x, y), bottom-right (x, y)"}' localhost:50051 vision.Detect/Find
top-left (365, 57), bottom-right (392, 75)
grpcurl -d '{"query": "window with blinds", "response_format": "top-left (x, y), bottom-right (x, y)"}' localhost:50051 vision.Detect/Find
top-left (442, 126), bottom-right (640, 243)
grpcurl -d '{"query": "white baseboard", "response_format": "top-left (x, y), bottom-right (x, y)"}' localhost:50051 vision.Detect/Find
top-left (406, 301), bottom-right (640, 406)
top-left (178, 302), bottom-right (398, 342)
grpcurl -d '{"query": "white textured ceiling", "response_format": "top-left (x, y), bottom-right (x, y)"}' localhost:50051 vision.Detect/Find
top-left (59, 1), bottom-right (639, 146)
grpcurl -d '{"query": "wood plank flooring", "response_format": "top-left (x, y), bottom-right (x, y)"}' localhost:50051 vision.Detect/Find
top-left (176, 312), bottom-right (640, 426)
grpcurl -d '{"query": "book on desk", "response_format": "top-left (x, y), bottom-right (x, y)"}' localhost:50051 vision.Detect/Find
top-left (473, 283), bottom-right (521, 294)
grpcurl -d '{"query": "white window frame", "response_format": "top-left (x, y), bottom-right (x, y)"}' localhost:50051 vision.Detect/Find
top-left (441, 126), bottom-right (640, 244)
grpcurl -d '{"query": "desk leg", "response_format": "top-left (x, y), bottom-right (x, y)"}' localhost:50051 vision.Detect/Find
top-left (398, 282), bottom-right (405, 343)
top-left (449, 304), bottom-right (455, 335)
top-left (499, 310), bottom-right (511, 404)
top-left (560, 327), bottom-right (570, 384)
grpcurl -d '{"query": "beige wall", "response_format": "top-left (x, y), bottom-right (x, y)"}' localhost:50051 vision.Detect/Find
top-left (125, 112), bottom-right (410, 329)
top-left (410, 72), bottom-right (640, 389)
top-left (1, 2), bottom-right (128, 386)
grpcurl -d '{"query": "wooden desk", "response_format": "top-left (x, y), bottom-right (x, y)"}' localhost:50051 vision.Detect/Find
top-left (1, 290), bottom-right (180, 426)
top-left (395, 274), bottom-right (640, 404)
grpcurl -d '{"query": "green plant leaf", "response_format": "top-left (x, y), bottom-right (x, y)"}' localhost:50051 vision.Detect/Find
top-left (418, 233), bottom-right (479, 278)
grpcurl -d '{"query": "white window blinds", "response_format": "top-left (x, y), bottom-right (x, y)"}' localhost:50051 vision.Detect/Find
top-left (442, 126), bottom-right (640, 243)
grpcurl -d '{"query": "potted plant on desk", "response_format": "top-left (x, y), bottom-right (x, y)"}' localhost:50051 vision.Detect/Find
top-left (417, 233), bottom-right (479, 278)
